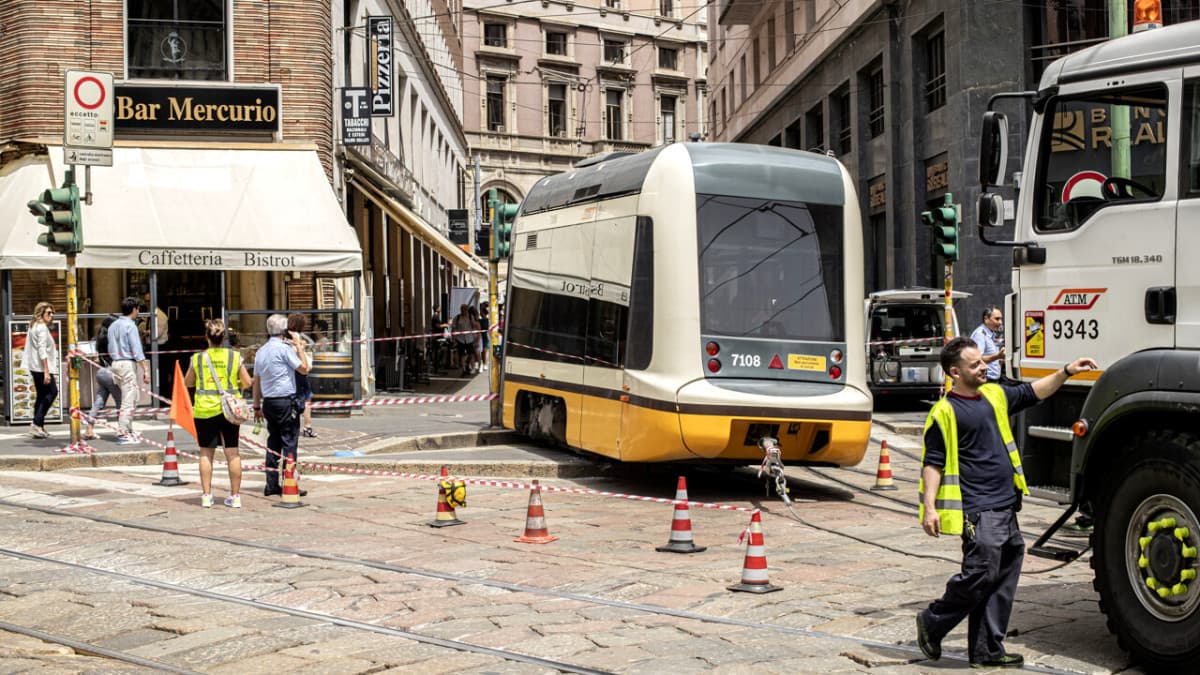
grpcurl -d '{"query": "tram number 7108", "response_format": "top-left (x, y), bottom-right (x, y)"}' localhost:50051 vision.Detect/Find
top-left (730, 353), bottom-right (762, 368)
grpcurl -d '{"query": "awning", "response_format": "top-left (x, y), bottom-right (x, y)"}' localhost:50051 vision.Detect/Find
top-left (1, 145), bottom-right (363, 272)
top-left (0, 156), bottom-right (66, 270)
top-left (349, 174), bottom-right (487, 279)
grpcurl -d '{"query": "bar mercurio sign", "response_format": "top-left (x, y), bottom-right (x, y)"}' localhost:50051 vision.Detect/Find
top-left (114, 84), bottom-right (281, 134)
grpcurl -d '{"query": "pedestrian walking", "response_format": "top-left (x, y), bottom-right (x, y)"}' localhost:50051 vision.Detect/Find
top-left (107, 296), bottom-right (151, 444)
top-left (83, 314), bottom-right (121, 440)
top-left (969, 305), bottom-right (1006, 384)
top-left (22, 302), bottom-right (59, 439)
top-left (252, 313), bottom-right (310, 499)
top-left (451, 304), bottom-right (477, 375)
top-left (915, 336), bottom-right (1097, 668)
top-left (288, 312), bottom-right (317, 438)
top-left (183, 319), bottom-right (253, 508)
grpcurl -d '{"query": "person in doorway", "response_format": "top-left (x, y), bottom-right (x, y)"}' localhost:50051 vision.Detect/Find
top-left (108, 297), bottom-right (151, 444)
top-left (479, 302), bottom-right (491, 372)
top-left (970, 305), bottom-right (1006, 384)
top-left (83, 314), bottom-right (122, 441)
top-left (139, 292), bottom-right (171, 398)
top-left (184, 319), bottom-right (253, 508)
top-left (288, 313), bottom-right (317, 438)
top-left (451, 304), bottom-right (477, 375)
top-left (915, 337), bottom-right (1098, 668)
top-left (23, 302), bottom-right (59, 439)
top-left (430, 305), bottom-right (450, 372)
top-left (252, 313), bottom-right (310, 499)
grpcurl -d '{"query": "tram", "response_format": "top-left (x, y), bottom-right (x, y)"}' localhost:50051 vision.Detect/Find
top-left (498, 143), bottom-right (872, 465)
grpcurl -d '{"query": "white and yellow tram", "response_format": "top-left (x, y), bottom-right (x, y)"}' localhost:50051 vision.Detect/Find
top-left (499, 143), bottom-right (872, 465)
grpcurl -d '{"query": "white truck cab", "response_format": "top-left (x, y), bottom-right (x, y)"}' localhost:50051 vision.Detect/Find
top-left (976, 22), bottom-right (1200, 670)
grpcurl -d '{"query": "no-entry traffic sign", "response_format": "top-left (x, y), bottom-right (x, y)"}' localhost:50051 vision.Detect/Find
top-left (64, 70), bottom-right (114, 160)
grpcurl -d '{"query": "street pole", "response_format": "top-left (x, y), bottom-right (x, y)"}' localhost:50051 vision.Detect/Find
top-left (66, 254), bottom-right (81, 445)
top-left (941, 201), bottom-right (959, 396)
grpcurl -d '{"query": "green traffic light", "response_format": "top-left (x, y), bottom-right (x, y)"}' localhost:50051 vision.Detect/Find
top-left (29, 176), bottom-right (83, 254)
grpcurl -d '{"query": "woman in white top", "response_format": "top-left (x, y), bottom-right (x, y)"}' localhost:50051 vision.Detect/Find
top-left (22, 302), bottom-right (59, 439)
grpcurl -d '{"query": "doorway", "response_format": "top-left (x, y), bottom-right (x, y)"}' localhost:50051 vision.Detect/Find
top-left (130, 270), bottom-right (223, 401)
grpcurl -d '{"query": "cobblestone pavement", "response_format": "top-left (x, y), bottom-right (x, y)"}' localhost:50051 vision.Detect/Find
top-left (0, 421), bottom-right (1147, 674)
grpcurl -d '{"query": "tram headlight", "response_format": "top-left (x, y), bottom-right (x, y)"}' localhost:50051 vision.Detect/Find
top-left (829, 348), bottom-right (844, 364)
top-left (705, 341), bottom-right (720, 356)
top-left (707, 358), bottom-right (722, 373)
top-left (828, 365), bottom-right (842, 380)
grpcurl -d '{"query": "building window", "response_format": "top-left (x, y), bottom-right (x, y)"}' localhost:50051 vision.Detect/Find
top-left (546, 31), bottom-right (568, 56)
top-left (605, 0), bottom-right (620, 8)
top-left (767, 17), bottom-right (777, 70)
top-left (925, 31), bottom-right (946, 111)
top-left (484, 23), bottom-right (507, 48)
top-left (487, 75), bottom-right (506, 131)
top-left (605, 89), bottom-right (624, 140)
top-left (127, 0), bottom-right (228, 80)
top-left (659, 0), bottom-right (673, 17)
top-left (739, 54), bottom-right (747, 101)
top-left (658, 47), bottom-right (678, 70)
top-left (785, 0), bottom-right (796, 53)
top-left (806, 104), bottom-right (823, 152)
top-left (753, 37), bottom-right (761, 87)
top-left (603, 38), bottom-right (626, 64)
top-left (548, 83), bottom-right (567, 137)
top-left (660, 95), bottom-right (677, 143)
top-left (785, 119), bottom-right (802, 149)
top-left (836, 88), bottom-right (851, 155)
top-left (868, 68), bottom-right (885, 137)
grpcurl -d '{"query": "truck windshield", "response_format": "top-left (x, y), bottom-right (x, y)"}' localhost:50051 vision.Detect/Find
top-left (1035, 85), bottom-right (1168, 232)
top-left (696, 194), bottom-right (844, 341)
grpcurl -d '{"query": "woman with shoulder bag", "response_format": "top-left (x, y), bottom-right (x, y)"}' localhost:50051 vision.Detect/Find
top-left (23, 302), bottom-right (59, 439)
top-left (184, 319), bottom-right (253, 509)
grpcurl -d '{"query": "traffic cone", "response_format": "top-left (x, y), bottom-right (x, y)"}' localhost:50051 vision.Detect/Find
top-left (515, 480), bottom-right (558, 544)
top-left (871, 440), bottom-right (898, 491)
top-left (656, 476), bottom-right (706, 554)
top-left (154, 425), bottom-right (188, 487)
top-left (272, 460), bottom-right (305, 509)
top-left (430, 466), bottom-right (465, 528)
top-left (727, 510), bottom-right (782, 594)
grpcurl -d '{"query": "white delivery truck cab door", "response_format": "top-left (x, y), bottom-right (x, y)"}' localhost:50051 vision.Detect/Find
top-left (1176, 71), bottom-right (1200, 349)
top-left (1015, 71), bottom-right (1179, 380)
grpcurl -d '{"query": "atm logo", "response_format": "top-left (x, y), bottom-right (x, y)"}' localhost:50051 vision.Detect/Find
top-left (1047, 288), bottom-right (1107, 310)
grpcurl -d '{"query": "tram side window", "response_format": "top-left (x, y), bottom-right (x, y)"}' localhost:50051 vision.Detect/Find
top-left (585, 299), bottom-right (627, 367)
top-left (506, 287), bottom-right (588, 364)
top-left (1184, 81), bottom-right (1200, 197)
top-left (624, 217), bottom-right (654, 370)
top-left (1035, 85), bottom-right (1168, 233)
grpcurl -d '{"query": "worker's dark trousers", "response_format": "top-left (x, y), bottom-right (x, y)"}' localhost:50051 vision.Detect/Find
top-left (921, 506), bottom-right (1024, 662)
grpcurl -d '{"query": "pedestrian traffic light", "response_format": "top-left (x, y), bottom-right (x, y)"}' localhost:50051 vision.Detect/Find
top-left (922, 195), bottom-right (959, 262)
top-left (476, 226), bottom-right (491, 258)
top-left (28, 177), bottom-right (82, 254)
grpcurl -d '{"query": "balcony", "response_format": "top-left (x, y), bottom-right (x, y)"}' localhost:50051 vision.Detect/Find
top-left (718, 0), bottom-right (756, 26)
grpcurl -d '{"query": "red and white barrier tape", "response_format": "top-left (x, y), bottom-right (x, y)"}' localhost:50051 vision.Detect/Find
top-left (308, 392), bottom-right (497, 409)
top-left (505, 341), bottom-right (620, 369)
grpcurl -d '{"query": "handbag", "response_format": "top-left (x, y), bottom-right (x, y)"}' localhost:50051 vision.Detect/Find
top-left (203, 350), bottom-right (253, 425)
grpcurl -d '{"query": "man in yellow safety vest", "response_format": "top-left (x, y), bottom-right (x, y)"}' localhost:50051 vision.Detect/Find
top-left (915, 336), bottom-right (1096, 669)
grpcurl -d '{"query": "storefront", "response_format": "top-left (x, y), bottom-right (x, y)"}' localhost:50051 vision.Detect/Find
top-left (0, 144), bottom-right (363, 425)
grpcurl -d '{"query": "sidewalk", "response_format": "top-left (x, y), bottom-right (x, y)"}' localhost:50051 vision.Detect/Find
top-left (0, 367), bottom-right (503, 471)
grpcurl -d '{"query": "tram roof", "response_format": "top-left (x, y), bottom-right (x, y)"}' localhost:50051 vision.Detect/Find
top-left (520, 143), bottom-right (844, 215)
top-left (1045, 21), bottom-right (1200, 87)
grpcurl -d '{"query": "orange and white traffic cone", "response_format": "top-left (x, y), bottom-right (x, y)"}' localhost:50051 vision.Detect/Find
top-left (728, 510), bottom-right (781, 594)
top-left (871, 440), bottom-right (898, 491)
top-left (272, 460), bottom-right (305, 509)
top-left (656, 476), bottom-right (706, 554)
top-left (515, 479), bottom-right (557, 544)
top-left (430, 466), bottom-right (465, 528)
top-left (154, 425), bottom-right (188, 487)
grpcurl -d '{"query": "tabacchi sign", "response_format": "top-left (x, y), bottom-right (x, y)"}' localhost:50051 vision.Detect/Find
top-left (369, 16), bottom-right (395, 117)
top-left (114, 84), bottom-right (281, 135)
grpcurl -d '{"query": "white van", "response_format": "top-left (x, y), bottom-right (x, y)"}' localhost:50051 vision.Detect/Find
top-left (864, 288), bottom-right (970, 398)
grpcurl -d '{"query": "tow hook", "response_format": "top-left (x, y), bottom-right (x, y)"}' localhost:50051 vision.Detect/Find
top-left (757, 436), bottom-right (792, 505)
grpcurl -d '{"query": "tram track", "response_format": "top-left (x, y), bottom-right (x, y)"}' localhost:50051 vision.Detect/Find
top-left (0, 618), bottom-right (201, 674)
top-left (0, 498), bottom-right (1080, 674)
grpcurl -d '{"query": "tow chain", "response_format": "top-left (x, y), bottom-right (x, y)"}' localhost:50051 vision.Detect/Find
top-left (757, 437), bottom-right (793, 505)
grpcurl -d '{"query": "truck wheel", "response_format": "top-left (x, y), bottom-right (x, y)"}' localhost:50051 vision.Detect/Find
top-left (1092, 430), bottom-right (1200, 669)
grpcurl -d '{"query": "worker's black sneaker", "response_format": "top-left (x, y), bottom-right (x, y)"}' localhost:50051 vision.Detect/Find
top-left (971, 654), bottom-right (1024, 669)
top-left (915, 612), bottom-right (940, 660)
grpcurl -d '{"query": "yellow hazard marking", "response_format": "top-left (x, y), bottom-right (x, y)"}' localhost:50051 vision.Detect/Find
top-left (788, 354), bottom-right (826, 371)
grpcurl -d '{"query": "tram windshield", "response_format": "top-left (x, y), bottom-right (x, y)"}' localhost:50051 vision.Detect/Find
top-left (697, 194), bottom-right (844, 341)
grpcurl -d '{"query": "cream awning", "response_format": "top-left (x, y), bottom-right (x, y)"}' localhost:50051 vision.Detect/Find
top-left (1, 145), bottom-right (362, 273)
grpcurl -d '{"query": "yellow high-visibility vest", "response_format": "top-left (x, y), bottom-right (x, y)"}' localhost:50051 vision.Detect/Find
top-left (919, 383), bottom-right (1030, 535)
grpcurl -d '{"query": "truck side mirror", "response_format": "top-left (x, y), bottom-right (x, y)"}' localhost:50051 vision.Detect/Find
top-left (977, 193), bottom-right (1004, 228)
top-left (979, 111), bottom-right (1008, 188)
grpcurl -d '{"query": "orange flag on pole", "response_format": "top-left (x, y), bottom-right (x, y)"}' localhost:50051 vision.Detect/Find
top-left (169, 360), bottom-right (197, 442)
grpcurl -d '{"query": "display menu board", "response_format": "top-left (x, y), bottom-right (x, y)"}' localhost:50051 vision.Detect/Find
top-left (8, 320), bottom-right (64, 424)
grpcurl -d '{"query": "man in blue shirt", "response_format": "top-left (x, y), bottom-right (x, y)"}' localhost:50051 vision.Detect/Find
top-left (916, 337), bottom-right (1096, 668)
top-left (107, 297), bottom-right (151, 444)
top-left (970, 305), bottom-right (1006, 383)
top-left (252, 314), bottom-right (311, 497)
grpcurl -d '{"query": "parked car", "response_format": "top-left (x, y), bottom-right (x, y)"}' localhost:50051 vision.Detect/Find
top-left (864, 288), bottom-right (970, 399)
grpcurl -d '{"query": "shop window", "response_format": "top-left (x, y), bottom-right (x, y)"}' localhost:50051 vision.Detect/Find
top-left (548, 83), bottom-right (567, 137)
top-left (925, 31), bottom-right (946, 112)
top-left (658, 47), bottom-right (678, 70)
top-left (126, 0), bottom-right (228, 80)
top-left (546, 31), bottom-right (568, 56)
top-left (484, 23), bottom-right (508, 48)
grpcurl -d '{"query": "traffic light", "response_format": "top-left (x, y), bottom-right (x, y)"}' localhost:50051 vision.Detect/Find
top-left (28, 177), bottom-right (82, 254)
top-left (921, 195), bottom-right (959, 262)
top-left (494, 203), bottom-right (518, 259)
top-left (475, 226), bottom-right (491, 258)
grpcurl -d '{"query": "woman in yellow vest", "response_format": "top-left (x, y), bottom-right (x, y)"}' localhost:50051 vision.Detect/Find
top-left (915, 336), bottom-right (1096, 669)
top-left (183, 319), bottom-right (253, 509)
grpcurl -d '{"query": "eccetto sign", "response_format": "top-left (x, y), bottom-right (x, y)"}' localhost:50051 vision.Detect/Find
top-left (114, 84), bottom-right (281, 135)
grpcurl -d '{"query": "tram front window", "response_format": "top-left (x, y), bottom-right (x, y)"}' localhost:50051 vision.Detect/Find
top-left (697, 194), bottom-right (844, 341)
